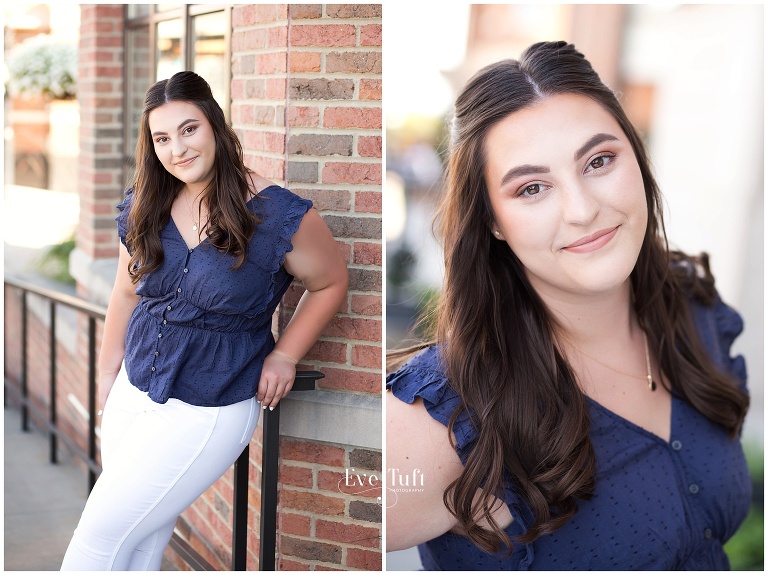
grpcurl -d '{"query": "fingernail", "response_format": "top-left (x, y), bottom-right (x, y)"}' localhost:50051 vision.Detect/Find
top-left (262, 404), bottom-right (267, 410)
top-left (97, 410), bottom-right (103, 416)
top-left (269, 406), bottom-right (274, 411)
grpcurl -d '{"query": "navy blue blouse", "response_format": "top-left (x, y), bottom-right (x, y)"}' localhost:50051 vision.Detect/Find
top-left (387, 295), bottom-right (751, 570)
top-left (116, 185), bottom-right (312, 407)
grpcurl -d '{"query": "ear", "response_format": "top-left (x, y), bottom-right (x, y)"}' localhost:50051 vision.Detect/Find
top-left (490, 224), bottom-right (505, 241)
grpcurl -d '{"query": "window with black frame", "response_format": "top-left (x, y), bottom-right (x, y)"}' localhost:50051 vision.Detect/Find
top-left (123, 5), bottom-right (230, 184)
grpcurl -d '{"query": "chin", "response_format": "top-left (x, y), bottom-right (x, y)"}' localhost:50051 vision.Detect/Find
top-left (570, 255), bottom-right (638, 295)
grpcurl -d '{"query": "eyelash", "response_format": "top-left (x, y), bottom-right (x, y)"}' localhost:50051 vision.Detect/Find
top-left (517, 183), bottom-right (549, 197)
top-left (584, 153), bottom-right (615, 174)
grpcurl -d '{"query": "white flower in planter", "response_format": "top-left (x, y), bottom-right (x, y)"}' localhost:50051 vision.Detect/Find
top-left (6, 34), bottom-right (77, 100)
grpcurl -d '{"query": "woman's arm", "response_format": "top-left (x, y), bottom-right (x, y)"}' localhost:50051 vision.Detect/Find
top-left (386, 392), bottom-right (464, 551)
top-left (257, 208), bottom-right (348, 409)
top-left (98, 244), bottom-right (140, 409)
top-left (387, 392), bottom-right (514, 551)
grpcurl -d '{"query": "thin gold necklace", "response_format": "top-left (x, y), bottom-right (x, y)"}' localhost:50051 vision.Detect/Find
top-left (183, 191), bottom-right (201, 232)
top-left (568, 331), bottom-right (656, 391)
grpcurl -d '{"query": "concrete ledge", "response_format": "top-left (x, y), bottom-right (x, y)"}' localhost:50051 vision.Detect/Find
top-left (69, 247), bottom-right (116, 307)
top-left (281, 389), bottom-right (381, 450)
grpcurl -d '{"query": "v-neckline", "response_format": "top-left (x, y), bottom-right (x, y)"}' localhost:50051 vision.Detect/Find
top-left (168, 215), bottom-right (208, 251)
top-left (584, 392), bottom-right (676, 446)
top-left (168, 189), bottom-right (274, 251)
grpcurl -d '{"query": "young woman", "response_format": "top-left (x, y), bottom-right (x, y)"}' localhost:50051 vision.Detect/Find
top-left (61, 71), bottom-right (348, 570)
top-left (386, 41), bottom-right (750, 570)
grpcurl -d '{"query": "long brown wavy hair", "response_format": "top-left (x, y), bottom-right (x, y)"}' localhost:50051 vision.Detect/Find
top-left (391, 42), bottom-right (749, 554)
top-left (125, 71), bottom-right (258, 282)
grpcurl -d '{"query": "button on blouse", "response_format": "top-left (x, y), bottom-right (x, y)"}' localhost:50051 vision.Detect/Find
top-left (116, 185), bottom-right (312, 407)
top-left (387, 294), bottom-right (751, 570)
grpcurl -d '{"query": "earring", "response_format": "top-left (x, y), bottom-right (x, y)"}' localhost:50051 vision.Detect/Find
top-left (493, 230), bottom-right (500, 236)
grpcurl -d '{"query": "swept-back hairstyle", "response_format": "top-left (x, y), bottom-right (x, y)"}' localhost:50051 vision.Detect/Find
top-left (413, 41), bottom-right (748, 553)
top-left (126, 71), bottom-right (257, 281)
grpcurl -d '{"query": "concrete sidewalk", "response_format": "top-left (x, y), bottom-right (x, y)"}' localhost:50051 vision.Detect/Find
top-left (4, 405), bottom-right (88, 571)
top-left (4, 406), bottom-right (179, 571)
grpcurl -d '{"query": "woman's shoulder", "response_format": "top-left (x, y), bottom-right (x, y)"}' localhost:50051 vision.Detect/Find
top-left (387, 344), bottom-right (477, 457)
top-left (671, 252), bottom-right (747, 388)
top-left (386, 345), bottom-right (449, 400)
top-left (247, 173), bottom-right (310, 208)
top-left (247, 180), bottom-right (313, 225)
top-left (115, 188), bottom-right (135, 250)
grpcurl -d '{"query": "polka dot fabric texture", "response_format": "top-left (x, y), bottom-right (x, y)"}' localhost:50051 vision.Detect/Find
top-left (116, 185), bottom-right (312, 407)
top-left (386, 295), bottom-right (751, 570)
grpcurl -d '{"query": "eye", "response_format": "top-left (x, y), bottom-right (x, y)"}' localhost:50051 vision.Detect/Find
top-left (154, 136), bottom-right (169, 144)
top-left (182, 125), bottom-right (198, 135)
top-left (518, 183), bottom-right (547, 197)
top-left (584, 154), bottom-right (615, 174)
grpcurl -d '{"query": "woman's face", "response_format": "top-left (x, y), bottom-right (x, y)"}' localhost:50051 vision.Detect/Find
top-left (148, 100), bottom-right (216, 190)
top-left (484, 93), bottom-right (647, 300)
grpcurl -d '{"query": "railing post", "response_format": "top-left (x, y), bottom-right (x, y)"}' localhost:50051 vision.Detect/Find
top-left (232, 445), bottom-right (250, 570)
top-left (49, 300), bottom-right (58, 464)
top-left (258, 372), bottom-right (322, 571)
top-left (259, 403), bottom-right (281, 571)
top-left (21, 290), bottom-right (28, 432)
top-left (87, 316), bottom-right (97, 491)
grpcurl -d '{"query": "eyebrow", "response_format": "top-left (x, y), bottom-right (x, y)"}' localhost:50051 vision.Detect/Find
top-left (498, 132), bottom-right (621, 188)
top-left (499, 164), bottom-right (550, 188)
top-left (151, 118), bottom-right (199, 137)
top-left (573, 133), bottom-right (619, 161)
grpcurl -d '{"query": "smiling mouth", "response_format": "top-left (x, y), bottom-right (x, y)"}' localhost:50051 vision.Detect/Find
top-left (174, 156), bottom-right (198, 167)
top-left (563, 226), bottom-right (619, 253)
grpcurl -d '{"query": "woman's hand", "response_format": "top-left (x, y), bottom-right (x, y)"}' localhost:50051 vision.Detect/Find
top-left (257, 350), bottom-right (297, 410)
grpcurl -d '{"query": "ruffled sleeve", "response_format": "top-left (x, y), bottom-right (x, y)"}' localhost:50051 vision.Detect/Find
top-left (688, 293), bottom-right (748, 393)
top-left (255, 185), bottom-right (313, 271)
top-left (115, 188), bottom-right (134, 253)
top-left (386, 345), bottom-right (478, 463)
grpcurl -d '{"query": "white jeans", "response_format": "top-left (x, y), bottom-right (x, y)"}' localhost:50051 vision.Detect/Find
top-left (61, 363), bottom-right (259, 571)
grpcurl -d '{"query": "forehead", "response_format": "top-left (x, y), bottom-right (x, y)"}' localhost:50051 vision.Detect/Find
top-left (148, 100), bottom-right (206, 130)
top-left (484, 93), bottom-right (624, 165)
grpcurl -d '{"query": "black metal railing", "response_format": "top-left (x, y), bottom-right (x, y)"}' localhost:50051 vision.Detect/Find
top-left (4, 276), bottom-right (322, 571)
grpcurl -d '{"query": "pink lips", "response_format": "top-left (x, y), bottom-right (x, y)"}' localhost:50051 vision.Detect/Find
top-left (563, 226), bottom-right (619, 254)
top-left (174, 156), bottom-right (197, 167)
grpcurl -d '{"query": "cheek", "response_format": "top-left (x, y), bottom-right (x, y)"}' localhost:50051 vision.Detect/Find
top-left (153, 146), bottom-right (171, 167)
top-left (501, 208), bottom-right (556, 257)
top-left (619, 169), bottom-right (648, 222)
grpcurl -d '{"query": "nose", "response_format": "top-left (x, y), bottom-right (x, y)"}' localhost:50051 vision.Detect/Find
top-left (561, 180), bottom-right (599, 226)
top-left (171, 138), bottom-right (187, 158)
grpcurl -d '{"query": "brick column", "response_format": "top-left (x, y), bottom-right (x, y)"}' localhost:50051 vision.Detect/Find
top-left (281, 5), bottom-right (382, 570)
top-left (72, 4), bottom-right (125, 305)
